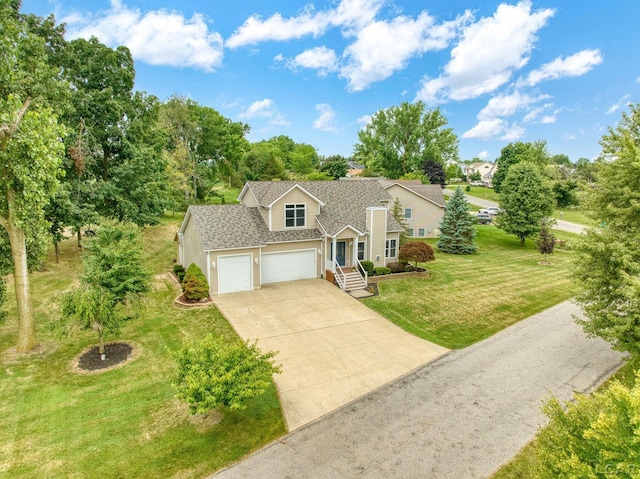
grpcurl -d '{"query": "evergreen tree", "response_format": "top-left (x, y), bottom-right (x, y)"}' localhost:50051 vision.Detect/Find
top-left (390, 197), bottom-right (409, 244)
top-left (437, 187), bottom-right (477, 254)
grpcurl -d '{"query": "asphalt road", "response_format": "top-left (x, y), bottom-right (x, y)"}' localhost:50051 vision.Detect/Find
top-left (213, 301), bottom-right (624, 479)
top-left (442, 189), bottom-right (587, 235)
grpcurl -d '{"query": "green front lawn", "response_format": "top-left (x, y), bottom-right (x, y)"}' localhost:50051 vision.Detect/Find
top-left (0, 219), bottom-right (285, 478)
top-left (363, 227), bottom-right (578, 349)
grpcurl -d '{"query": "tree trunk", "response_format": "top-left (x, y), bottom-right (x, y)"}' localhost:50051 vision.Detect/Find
top-left (54, 240), bottom-right (60, 264)
top-left (6, 220), bottom-right (37, 352)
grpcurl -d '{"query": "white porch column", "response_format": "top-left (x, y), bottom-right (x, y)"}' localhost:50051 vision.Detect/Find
top-left (352, 237), bottom-right (358, 266)
top-left (332, 236), bottom-right (337, 272)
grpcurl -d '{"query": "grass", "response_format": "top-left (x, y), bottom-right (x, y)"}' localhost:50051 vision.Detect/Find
top-left (490, 355), bottom-right (640, 479)
top-left (207, 184), bottom-right (241, 204)
top-left (363, 226), bottom-right (578, 349)
top-left (0, 217), bottom-right (286, 479)
top-left (447, 184), bottom-right (501, 202)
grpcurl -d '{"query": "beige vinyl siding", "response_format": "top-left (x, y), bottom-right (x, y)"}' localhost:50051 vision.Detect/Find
top-left (270, 188), bottom-right (321, 231)
top-left (386, 184), bottom-right (444, 238)
top-left (181, 216), bottom-right (207, 275)
top-left (366, 207), bottom-right (387, 268)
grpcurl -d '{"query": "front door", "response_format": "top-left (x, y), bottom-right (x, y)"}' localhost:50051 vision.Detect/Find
top-left (336, 241), bottom-right (346, 267)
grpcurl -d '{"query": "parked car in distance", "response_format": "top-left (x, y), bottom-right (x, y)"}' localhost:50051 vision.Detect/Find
top-left (475, 213), bottom-right (492, 224)
top-left (486, 206), bottom-right (501, 215)
top-left (469, 181), bottom-right (487, 187)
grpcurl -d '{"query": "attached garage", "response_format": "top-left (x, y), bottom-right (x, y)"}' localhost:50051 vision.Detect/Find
top-left (261, 249), bottom-right (316, 284)
top-left (218, 254), bottom-right (253, 294)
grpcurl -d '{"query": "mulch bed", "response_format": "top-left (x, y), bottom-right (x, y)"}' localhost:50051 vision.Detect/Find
top-left (76, 342), bottom-right (134, 372)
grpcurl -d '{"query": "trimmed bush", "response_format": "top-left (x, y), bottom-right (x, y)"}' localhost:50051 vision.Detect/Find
top-left (173, 264), bottom-right (185, 274)
top-left (182, 263), bottom-right (209, 301)
top-left (374, 267), bottom-right (391, 275)
top-left (360, 260), bottom-right (375, 277)
top-left (177, 271), bottom-right (186, 284)
top-left (387, 262), bottom-right (406, 273)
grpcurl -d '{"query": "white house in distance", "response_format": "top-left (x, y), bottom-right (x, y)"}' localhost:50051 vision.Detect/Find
top-left (379, 180), bottom-right (445, 238)
top-left (176, 181), bottom-right (404, 295)
top-left (467, 161), bottom-right (497, 185)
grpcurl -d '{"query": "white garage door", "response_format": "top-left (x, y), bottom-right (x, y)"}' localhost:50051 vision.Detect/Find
top-left (261, 249), bottom-right (316, 284)
top-left (218, 254), bottom-right (252, 294)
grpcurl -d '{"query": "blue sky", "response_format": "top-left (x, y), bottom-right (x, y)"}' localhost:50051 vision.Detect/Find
top-left (21, 0), bottom-right (640, 162)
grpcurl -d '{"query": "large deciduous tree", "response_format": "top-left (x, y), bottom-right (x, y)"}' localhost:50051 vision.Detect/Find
top-left (354, 102), bottom-right (458, 178)
top-left (495, 163), bottom-right (554, 246)
top-left (572, 104), bottom-right (640, 355)
top-left (437, 187), bottom-right (477, 254)
top-left (492, 141), bottom-right (550, 193)
top-left (1, 2), bottom-right (68, 351)
top-left (320, 155), bottom-right (349, 179)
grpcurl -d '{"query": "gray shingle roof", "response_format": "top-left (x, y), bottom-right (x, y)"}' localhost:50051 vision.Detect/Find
top-left (245, 180), bottom-right (403, 235)
top-left (380, 180), bottom-right (445, 207)
top-left (186, 181), bottom-right (404, 251)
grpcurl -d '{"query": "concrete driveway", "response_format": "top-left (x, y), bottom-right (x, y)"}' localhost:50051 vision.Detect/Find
top-left (213, 301), bottom-right (624, 479)
top-left (212, 279), bottom-right (448, 431)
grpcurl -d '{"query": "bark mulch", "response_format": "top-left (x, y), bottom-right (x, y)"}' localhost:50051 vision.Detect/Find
top-left (76, 342), bottom-right (134, 372)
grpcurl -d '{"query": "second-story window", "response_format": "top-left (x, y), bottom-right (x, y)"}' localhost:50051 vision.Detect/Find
top-left (285, 204), bottom-right (305, 227)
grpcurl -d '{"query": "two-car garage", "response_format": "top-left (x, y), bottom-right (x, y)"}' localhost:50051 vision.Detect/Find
top-left (217, 248), bottom-right (317, 294)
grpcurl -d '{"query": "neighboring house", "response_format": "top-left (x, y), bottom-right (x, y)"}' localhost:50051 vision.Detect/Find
top-left (177, 181), bottom-right (403, 295)
top-left (346, 161), bottom-right (366, 177)
top-left (379, 180), bottom-right (446, 238)
top-left (467, 162), bottom-right (496, 184)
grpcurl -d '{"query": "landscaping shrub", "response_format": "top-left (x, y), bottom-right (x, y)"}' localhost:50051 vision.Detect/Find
top-left (182, 263), bottom-right (209, 301)
top-left (177, 271), bottom-right (186, 284)
top-left (374, 267), bottom-right (391, 275)
top-left (173, 264), bottom-right (185, 274)
top-left (465, 185), bottom-right (471, 192)
top-left (405, 264), bottom-right (416, 272)
top-left (387, 262), bottom-right (406, 273)
top-left (361, 260), bottom-right (375, 277)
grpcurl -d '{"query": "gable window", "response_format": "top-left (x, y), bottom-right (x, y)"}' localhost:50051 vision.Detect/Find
top-left (404, 208), bottom-right (412, 219)
top-left (357, 241), bottom-right (365, 261)
top-left (385, 239), bottom-right (397, 258)
top-left (285, 204), bottom-right (305, 228)
top-left (418, 228), bottom-right (426, 237)
top-left (406, 228), bottom-right (414, 237)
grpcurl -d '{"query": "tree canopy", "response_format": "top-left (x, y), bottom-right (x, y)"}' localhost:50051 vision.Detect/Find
top-left (492, 141), bottom-right (550, 193)
top-left (495, 163), bottom-right (554, 246)
top-left (572, 104), bottom-right (640, 355)
top-left (354, 102), bottom-right (458, 178)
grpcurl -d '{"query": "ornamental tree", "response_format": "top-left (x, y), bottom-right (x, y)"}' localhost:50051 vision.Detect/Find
top-left (495, 163), bottom-right (555, 246)
top-left (437, 187), bottom-right (477, 254)
top-left (172, 334), bottom-right (281, 413)
top-left (536, 220), bottom-right (556, 260)
top-left (399, 241), bottom-right (435, 269)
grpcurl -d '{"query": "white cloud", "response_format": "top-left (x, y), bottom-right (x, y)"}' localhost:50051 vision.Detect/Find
top-left (462, 119), bottom-right (524, 141)
top-left (239, 99), bottom-right (289, 125)
top-left (357, 114), bottom-right (372, 126)
top-left (478, 151), bottom-right (489, 159)
top-left (416, 1), bottom-right (554, 103)
top-left (341, 11), bottom-right (471, 91)
top-left (539, 115), bottom-right (556, 124)
top-left (522, 49), bottom-right (603, 86)
top-left (606, 95), bottom-right (631, 115)
top-left (226, 0), bottom-right (386, 49)
top-left (289, 46), bottom-right (339, 76)
top-left (636, 77), bottom-right (640, 84)
top-left (63, 0), bottom-right (223, 71)
top-left (478, 91), bottom-right (549, 120)
top-left (313, 104), bottom-right (339, 132)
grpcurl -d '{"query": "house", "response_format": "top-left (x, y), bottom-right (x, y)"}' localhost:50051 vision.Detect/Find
top-left (176, 181), bottom-right (404, 295)
top-left (467, 161), bottom-right (496, 184)
top-left (379, 180), bottom-right (445, 238)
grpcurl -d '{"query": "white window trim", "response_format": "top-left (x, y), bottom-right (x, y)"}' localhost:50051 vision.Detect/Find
top-left (284, 203), bottom-right (306, 228)
top-left (357, 241), bottom-right (366, 261)
top-left (385, 239), bottom-right (397, 258)
top-left (418, 228), bottom-right (426, 237)
top-left (406, 228), bottom-right (414, 237)
top-left (404, 207), bottom-right (412, 219)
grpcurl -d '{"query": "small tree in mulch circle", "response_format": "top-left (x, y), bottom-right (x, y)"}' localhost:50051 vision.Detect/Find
top-left (172, 334), bottom-right (282, 414)
top-left (536, 219), bottom-right (556, 262)
top-left (54, 221), bottom-right (150, 360)
top-left (182, 263), bottom-right (209, 301)
top-left (399, 241), bottom-right (435, 270)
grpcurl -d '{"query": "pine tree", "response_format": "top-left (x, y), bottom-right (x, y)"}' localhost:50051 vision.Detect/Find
top-left (437, 187), bottom-right (477, 254)
top-left (390, 197), bottom-right (409, 244)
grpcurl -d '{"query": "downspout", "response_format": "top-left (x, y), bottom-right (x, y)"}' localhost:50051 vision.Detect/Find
top-left (206, 251), bottom-right (212, 296)
top-left (332, 236), bottom-right (337, 272)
